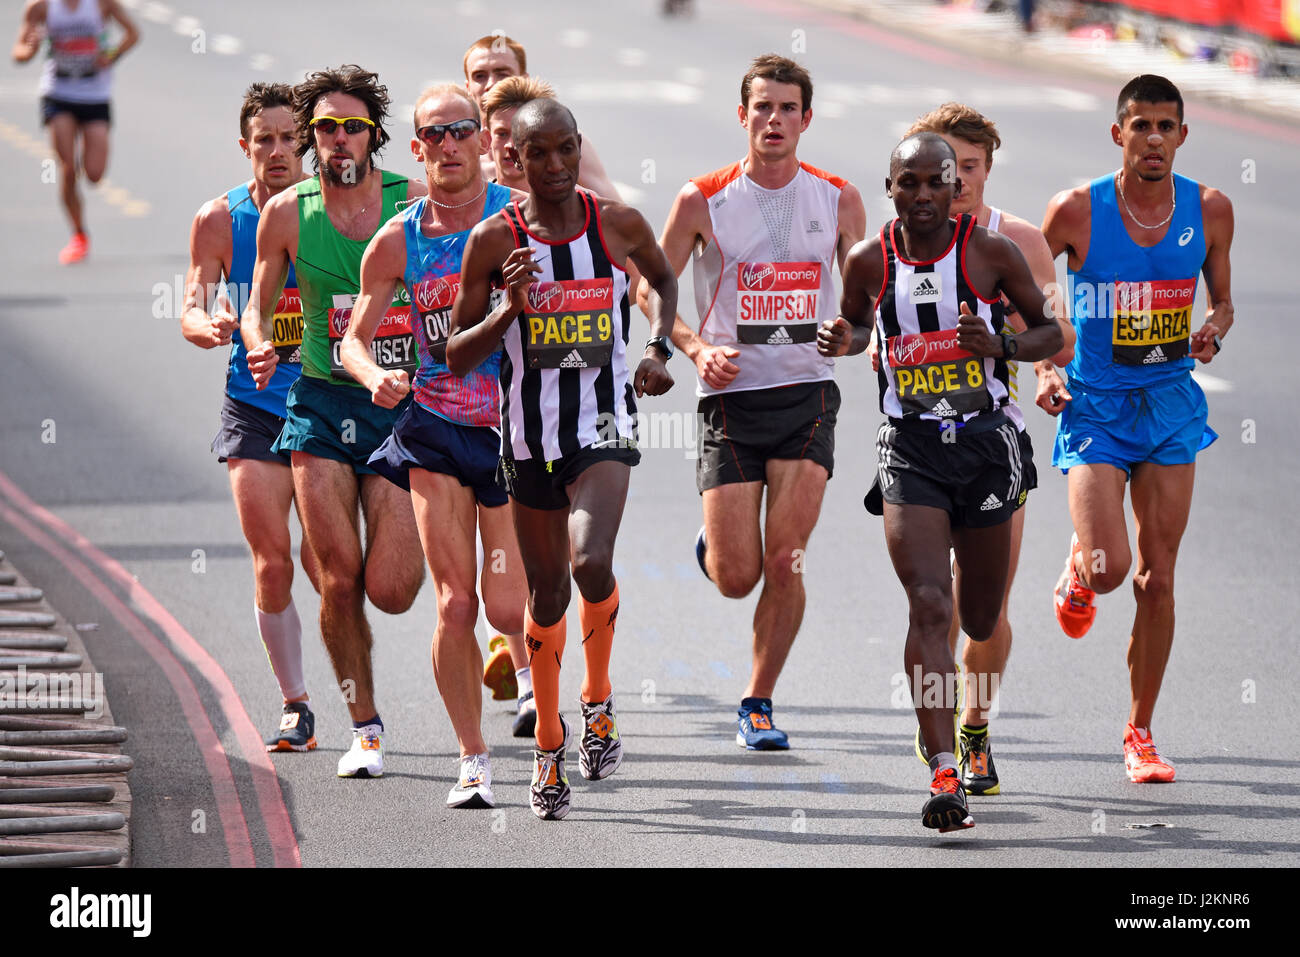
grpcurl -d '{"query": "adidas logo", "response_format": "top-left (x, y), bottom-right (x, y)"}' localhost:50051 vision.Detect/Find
top-left (1143, 345), bottom-right (1167, 364)
top-left (979, 493), bottom-right (1002, 511)
top-left (931, 397), bottom-right (959, 418)
top-left (915, 278), bottom-right (937, 294)
top-left (909, 274), bottom-right (942, 302)
top-left (560, 350), bottom-right (587, 368)
top-left (766, 327), bottom-right (794, 344)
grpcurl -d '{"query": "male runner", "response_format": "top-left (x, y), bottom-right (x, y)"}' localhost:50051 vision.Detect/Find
top-left (340, 84), bottom-right (528, 807)
top-left (642, 54), bottom-right (865, 749)
top-left (181, 82), bottom-right (322, 752)
top-left (897, 103), bottom-right (1074, 794)
top-left (12, 0), bottom-right (139, 263)
top-left (1039, 75), bottom-right (1233, 783)
top-left (448, 98), bottom-right (678, 820)
top-left (462, 34), bottom-right (621, 199)
top-left (241, 65), bottom-right (426, 779)
top-left (820, 132), bottom-right (1061, 831)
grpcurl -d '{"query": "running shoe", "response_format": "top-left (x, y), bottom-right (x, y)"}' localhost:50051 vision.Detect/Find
top-left (914, 663), bottom-right (962, 765)
top-left (337, 724), bottom-right (383, 778)
top-left (1123, 723), bottom-right (1176, 783)
top-left (578, 694), bottom-right (623, 781)
top-left (58, 232), bottom-right (88, 265)
top-left (447, 752), bottom-right (494, 808)
top-left (695, 525), bottom-right (711, 581)
top-left (512, 690), bottom-right (537, 738)
top-left (265, 701), bottom-right (317, 753)
top-left (959, 725), bottom-right (1000, 795)
top-left (482, 635), bottom-right (517, 701)
top-left (922, 766), bottom-right (974, 833)
top-left (737, 697), bottom-right (789, 750)
top-left (1054, 533), bottom-right (1097, 639)
top-left (530, 716), bottom-right (572, 820)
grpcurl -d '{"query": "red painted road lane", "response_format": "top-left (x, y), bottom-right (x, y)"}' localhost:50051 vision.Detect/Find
top-left (0, 468), bottom-right (301, 868)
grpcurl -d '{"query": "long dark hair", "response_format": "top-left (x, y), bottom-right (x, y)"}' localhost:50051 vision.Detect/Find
top-left (293, 65), bottom-right (391, 170)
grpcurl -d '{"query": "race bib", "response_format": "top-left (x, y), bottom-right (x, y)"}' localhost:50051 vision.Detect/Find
top-left (736, 261), bottom-right (820, 345)
top-left (328, 293), bottom-right (417, 381)
top-left (1111, 279), bottom-right (1195, 366)
top-left (271, 287), bottom-right (304, 366)
top-left (409, 274), bottom-right (503, 364)
top-left (522, 278), bottom-right (615, 370)
top-left (888, 329), bottom-right (989, 418)
top-left (51, 35), bottom-right (99, 79)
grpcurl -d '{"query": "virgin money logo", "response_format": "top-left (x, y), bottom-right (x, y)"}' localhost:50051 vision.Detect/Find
top-left (892, 334), bottom-right (928, 366)
top-left (527, 281), bottom-right (564, 313)
top-left (740, 262), bottom-right (776, 291)
top-left (416, 277), bottom-right (456, 311)
top-left (330, 307), bottom-right (352, 337)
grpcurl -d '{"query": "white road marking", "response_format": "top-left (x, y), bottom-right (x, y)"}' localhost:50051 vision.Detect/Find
top-left (1192, 370), bottom-right (1233, 393)
top-left (560, 29), bottom-right (589, 48)
top-left (172, 16), bottom-right (200, 36)
top-left (211, 34), bottom-right (243, 56)
top-left (567, 81), bottom-right (700, 105)
top-left (615, 48), bottom-right (648, 68)
top-left (677, 66), bottom-right (705, 85)
top-left (140, 2), bottom-right (173, 25)
top-left (249, 53), bottom-right (274, 72)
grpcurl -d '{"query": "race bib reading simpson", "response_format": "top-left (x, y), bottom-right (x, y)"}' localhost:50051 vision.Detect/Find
top-left (1112, 279), bottom-right (1195, 366)
top-left (522, 278), bottom-right (614, 370)
top-left (888, 329), bottom-right (989, 418)
top-left (51, 36), bottom-right (99, 79)
top-left (736, 261), bottom-right (820, 345)
top-left (272, 287), bottom-right (304, 366)
top-left (328, 293), bottom-right (417, 382)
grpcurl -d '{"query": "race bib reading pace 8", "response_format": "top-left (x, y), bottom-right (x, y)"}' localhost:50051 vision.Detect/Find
top-left (736, 261), bottom-right (821, 345)
top-left (328, 292), bottom-right (418, 381)
top-left (410, 274), bottom-right (503, 363)
top-left (271, 288), bottom-right (304, 365)
top-left (888, 329), bottom-right (989, 417)
top-left (1111, 279), bottom-right (1195, 365)
top-left (522, 278), bottom-right (614, 370)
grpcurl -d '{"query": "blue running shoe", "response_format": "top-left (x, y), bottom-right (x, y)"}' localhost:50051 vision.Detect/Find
top-left (736, 697), bottom-right (789, 750)
top-left (695, 525), bottom-right (711, 581)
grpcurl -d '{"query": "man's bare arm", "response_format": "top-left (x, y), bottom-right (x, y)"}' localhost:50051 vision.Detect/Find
top-left (340, 220), bottom-right (409, 406)
top-left (181, 198), bottom-right (236, 349)
top-left (100, 0), bottom-right (139, 67)
top-left (1190, 186), bottom-right (1234, 362)
top-left (819, 237), bottom-right (880, 358)
top-left (835, 183), bottom-right (867, 274)
top-left (239, 190), bottom-right (295, 388)
top-left (12, 0), bottom-right (44, 62)
top-left (987, 232), bottom-right (1062, 363)
top-left (446, 220), bottom-right (537, 376)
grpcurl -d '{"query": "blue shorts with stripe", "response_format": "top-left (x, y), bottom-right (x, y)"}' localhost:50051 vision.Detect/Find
top-left (1052, 375), bottom-right (1217, 477)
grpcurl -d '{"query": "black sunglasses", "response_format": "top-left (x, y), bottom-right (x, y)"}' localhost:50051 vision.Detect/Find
top-left (310, 115), bottom-right (375, 135)
top-left (416, 118), bottom-right (481, 145)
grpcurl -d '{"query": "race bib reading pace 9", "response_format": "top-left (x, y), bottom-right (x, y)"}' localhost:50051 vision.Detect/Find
top-left (328, 293), bottom-right (417, 381)
top-left (522, 278), bottom-right (614, 370)
top-left (1111, 279), bottom-right (1195, 366)
top-left (736, 261), bottom-right (820, 345)
top-left (888, 328), bottom-right (989, 418)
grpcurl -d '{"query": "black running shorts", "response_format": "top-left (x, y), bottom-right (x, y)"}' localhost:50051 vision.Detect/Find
top-left (497, 445), bottom-right (640, 511)
top-left (211, 394), bottom-right (291, 466)
top-left (865, 412), bottom-right (1028, 528)
top-left (696, 380), bottom-right (839, 493)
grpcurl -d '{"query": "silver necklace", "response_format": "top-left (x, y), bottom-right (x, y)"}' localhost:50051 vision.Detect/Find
top-left (1116, 172), bottom-right (1175, 230)
top-left (429, 182), bottom-right (486, 210)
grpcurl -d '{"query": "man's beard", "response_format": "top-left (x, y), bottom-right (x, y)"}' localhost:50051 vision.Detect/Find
top-left (320, 153), bottom-right (370, 187)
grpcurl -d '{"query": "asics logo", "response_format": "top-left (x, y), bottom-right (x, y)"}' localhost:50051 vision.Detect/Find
top-left (1178, 227), bottom-right (1194, 246)
top-left (1078, 437), bottom-right (1093, 453)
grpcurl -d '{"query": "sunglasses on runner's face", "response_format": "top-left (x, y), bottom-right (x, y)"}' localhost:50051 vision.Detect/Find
top-left (416, 119), bottom-right (480, 146)
top-left (310, 116), bottom-right (375, 135)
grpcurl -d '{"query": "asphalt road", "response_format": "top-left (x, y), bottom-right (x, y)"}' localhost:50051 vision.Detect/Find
top-left (0, 0), bottom-right (1297, 869)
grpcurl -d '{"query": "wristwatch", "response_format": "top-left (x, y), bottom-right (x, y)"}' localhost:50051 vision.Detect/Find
top-left (1212, 334), bottom-right (1222, 354)
top-left (646, 336), bottom-right (673, 360)
top-left (999, 333), bottom-right (1019, 360)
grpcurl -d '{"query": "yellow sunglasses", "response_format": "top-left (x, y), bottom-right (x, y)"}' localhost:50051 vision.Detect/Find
top-left (310, 115), bottom-right (375, 135)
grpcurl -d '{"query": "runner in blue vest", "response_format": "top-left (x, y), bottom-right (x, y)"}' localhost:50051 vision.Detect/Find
top-left (1040, 75), bottom-right (1235, 783)
top-left (181, 83), bottom-right (320, 752)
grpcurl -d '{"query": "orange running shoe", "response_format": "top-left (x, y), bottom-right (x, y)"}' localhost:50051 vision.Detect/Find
top-left (922, 766), bottom-right (974, 833)
top-left (58, 232), bottom-right (89, 264)
top-left (482, 634), bottom-right (517, 700)
top-left (1054, 533), bottom-right (1097, 639)
top-left (1124, 723), bottom-right (1176, 783)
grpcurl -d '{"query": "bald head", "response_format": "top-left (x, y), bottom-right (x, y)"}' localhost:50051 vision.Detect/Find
top-left (512, 97), bottom-right (577, 148)
top-left (890, 131), bottom-right (956, 178)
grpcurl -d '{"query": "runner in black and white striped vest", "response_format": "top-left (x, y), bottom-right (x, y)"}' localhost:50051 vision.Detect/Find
top-left (448, 98), bottom-right (679, 822)
top-left (819, 132), bottom-right (1062, 834)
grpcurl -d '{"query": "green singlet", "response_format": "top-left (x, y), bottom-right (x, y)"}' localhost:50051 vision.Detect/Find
top-left (295, 169), bottom-right (412, 386)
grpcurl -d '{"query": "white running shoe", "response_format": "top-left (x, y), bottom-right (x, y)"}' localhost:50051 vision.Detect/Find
top-left (447, 752), bottom-right (494, 808)
top-left (337, 724), bottom-right (384, 778)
